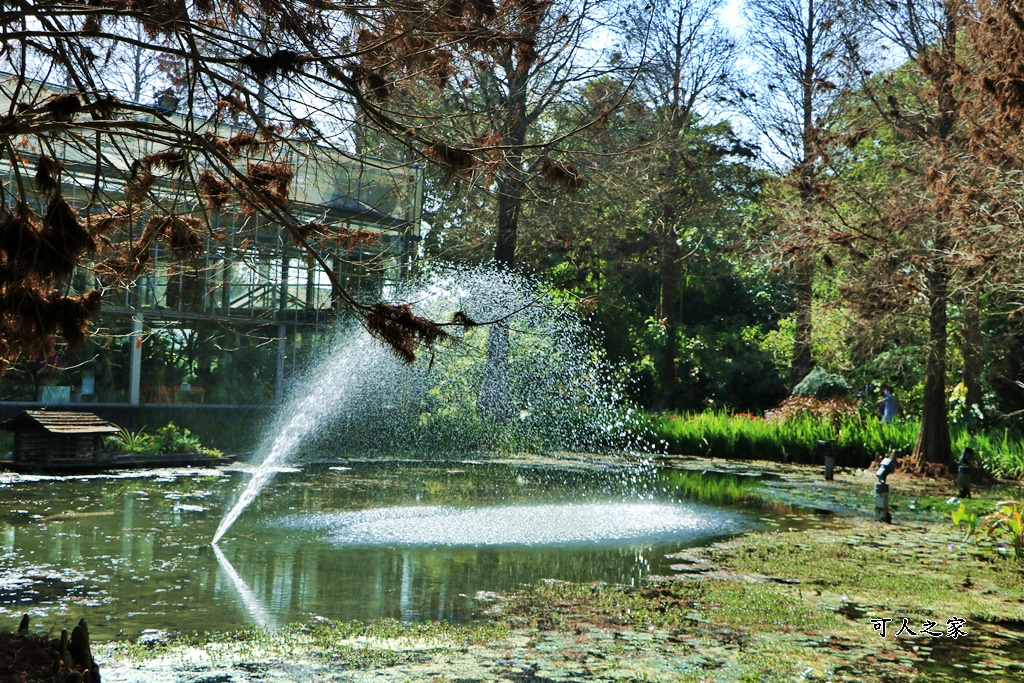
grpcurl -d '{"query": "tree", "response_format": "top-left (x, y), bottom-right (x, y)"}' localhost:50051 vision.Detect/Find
top-left (841, 0), bottom-right (963, 471)
top-left (355, 0), bottom-right (617, 417)
top-left (0, 0), bottom-right (611, 376)
top-left (743, 0), bottom-right (856, 388)
top-left (612, 0), bottom-right (738, 407)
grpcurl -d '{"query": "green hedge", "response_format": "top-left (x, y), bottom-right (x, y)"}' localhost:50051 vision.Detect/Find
top-left (653, 411), bottom-right (1024, 478)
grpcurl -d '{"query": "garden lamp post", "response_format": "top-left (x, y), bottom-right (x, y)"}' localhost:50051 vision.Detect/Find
top-left (957, 448), bottom-right (973, 499)
top-left (875, 455), bottom-right (895, 523)
top-left (818, 440), bottom-right (835, 481)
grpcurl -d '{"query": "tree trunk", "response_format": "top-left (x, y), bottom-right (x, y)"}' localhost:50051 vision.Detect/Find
top-left (789, 258), bottom-right (813, 388)
top-left (910, 254), bottom-right (953, 472)
top-left (658, 250), bottom-right (679, 408)
top-left (479, 68), bottom-right (528, 421)
top-left (961, 282), bottom-right (983, 413)
top-left (477, 324), bottom-right (513, 421)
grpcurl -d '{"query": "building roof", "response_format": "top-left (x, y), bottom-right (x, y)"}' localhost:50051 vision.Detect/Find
top-left (0, 411), bottom-right (120, 435)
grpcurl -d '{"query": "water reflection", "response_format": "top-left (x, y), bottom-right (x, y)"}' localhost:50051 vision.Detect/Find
top-left (0, 464), bottom-right (754, 639)
top-left (212, 544), bottom-right (275, 629)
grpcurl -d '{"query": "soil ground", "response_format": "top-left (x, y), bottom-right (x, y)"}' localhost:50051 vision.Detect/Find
top-left (11, 454), bottom-right (1024, 682)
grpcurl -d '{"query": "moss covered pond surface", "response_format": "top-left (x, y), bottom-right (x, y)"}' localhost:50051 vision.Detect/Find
top-left (84, 457), bottom-right (1024, 681)
top-left (0, 454), bottom-right (1007, 683)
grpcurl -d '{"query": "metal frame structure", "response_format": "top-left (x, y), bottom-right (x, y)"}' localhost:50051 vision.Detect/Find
top-left (0, 77), bottom-right (423, 407)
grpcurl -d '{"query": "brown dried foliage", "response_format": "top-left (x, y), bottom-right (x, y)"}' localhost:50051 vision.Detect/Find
top-left (227, 132), bottom-right (261, 155)
top-left (39, 197), bottom-right (96, 278)
top-left (542, 159), bottom-right (584, 191)
top-left (95, 220), bottom-right (162, 288)
top-left (240, 50), bottom-right (310, 79)
top-left (245, 161), bottom-right (294, 207)
top-left (767, 396), bottom-right (858, 423)
top-left (125, 170), bottom-right (155, 203)
top-left (140, 148), bottom-right (187, 172)
top-left (198, 170), bottom-right (232, 210)
top-left (43, 93), bottom-right (83, 121)
top-left (426, 142), bottom-right (475, 177)
top-left (85, 208), bottom-right (133, 236)
top-left (147, 214), bottom-right (204, 260)
top-left (350, 63), bottom-right (391, 101)
top-left (34, 155), bottom-right (63, 194)
top-left (365, 303), bottom-right (454, 363)
top-left (292, 222), bottom-right (382, 252)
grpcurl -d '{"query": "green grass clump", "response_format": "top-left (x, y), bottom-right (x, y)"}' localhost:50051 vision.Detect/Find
top-left (654, 410), bottom-right (1024, 476)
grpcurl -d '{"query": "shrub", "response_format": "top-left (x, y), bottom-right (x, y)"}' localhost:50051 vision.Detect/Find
top-left (792, 367), bottom-right (850, 399)
top-left (768, 396), bottom-right (858, 424)
top-left (104, 423), bottom-right (221, 457)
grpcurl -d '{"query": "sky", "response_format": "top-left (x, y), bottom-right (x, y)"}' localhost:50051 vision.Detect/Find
top-left (720, 0), bottom-right (746, 32)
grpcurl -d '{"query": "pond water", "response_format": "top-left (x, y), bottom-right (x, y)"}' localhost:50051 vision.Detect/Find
top-left (0, 462), bottom-right (756, 640)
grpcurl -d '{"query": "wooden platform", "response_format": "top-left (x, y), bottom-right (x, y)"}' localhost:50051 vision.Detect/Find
top-left (0, 452), bottom-right (239, 474)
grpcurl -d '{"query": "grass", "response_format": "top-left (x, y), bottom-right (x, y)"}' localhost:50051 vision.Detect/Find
top-left (654, 410), bottom-right (1024, 477)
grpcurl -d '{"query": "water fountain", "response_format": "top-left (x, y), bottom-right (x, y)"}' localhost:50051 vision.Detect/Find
top-left (0, 267), bottom-right (771, 637)
top-left (213, 264), bottom-right (650, 544)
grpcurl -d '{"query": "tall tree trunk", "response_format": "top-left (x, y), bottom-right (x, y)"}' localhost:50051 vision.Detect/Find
top-left (961, 282), bottom-right (983, 413)
top-left (790, 258), bottom-right (813, 388)
top-left (658, 249), bottom-right (679, 408)
top-left (789, 0), bottom-right (817, 390)
top-left (909, 1), bottom-right (958, 472)
top-left (910, 251), bottom-right (953, 472)
top-left (479, 69), bottom-right (528, 422)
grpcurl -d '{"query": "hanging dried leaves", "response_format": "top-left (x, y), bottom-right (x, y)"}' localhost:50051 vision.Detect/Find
top-left (198, 170), bottom-right (232, 210)
top-left (43, 94), bottom-right (83, 121)
top-left (34, 156), bottom-right (63, 194)
top-left (140, 148), bottom-right (187, 172)
top-left (245, 161), bottom-right (294, 208)
top-left (240, 50), bottom-right (310, 79)
top-left (147, 214), bottom-right (204, 260)
top-left (542, 159), bottom-right (584, 191)
top-left (365, 303), bottom-right (454, 363)
top-left (426, 142), bottom-right (476, 177)
top-left (38, 196), bottom-right (96, 278)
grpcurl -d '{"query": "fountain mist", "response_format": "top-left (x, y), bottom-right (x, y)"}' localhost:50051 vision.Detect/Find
top-left (212, 265), bottom-right (650, 544)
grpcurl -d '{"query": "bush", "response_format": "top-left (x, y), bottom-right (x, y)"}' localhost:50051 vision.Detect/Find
top-left (104, 423), bottom-right (221, 457)
top-left (768, 396), bottom-right (858, 424)
top-left (792, 367), bottom-right (851, 399)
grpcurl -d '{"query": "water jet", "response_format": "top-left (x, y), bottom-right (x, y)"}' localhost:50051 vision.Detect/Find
top-left (213, 265), bottom-right (651, 543)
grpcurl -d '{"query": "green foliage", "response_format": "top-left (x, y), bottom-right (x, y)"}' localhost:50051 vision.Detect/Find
top-left (655, 410), bottom-right (914, 466)
top-left (848, 347), bottom-right (926, 414)
top-left (655, 410), bottom-right (1024, 475)
top-left (104, 423), bottom-right (221, 457)
top-left (105, 427), bottom-right (156, 454)
top-left (791, 367), bottom-right (850, 399)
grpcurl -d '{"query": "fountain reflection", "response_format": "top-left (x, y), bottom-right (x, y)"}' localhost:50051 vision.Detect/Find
top-left (212, 544), bottom-right (276, 629)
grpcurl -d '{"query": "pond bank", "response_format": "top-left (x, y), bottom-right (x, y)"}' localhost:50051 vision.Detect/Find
top-left (92, 454), bottom-right (1024, 682)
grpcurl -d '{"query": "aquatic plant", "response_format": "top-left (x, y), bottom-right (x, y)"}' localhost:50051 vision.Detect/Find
top-left (655, 411), bottom-right (1024, 476)
top-left (981, 501), bottom-right (1024, 561)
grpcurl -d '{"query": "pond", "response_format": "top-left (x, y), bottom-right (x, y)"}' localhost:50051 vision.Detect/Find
top-left (0, 462), bottom-right (758, 640)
